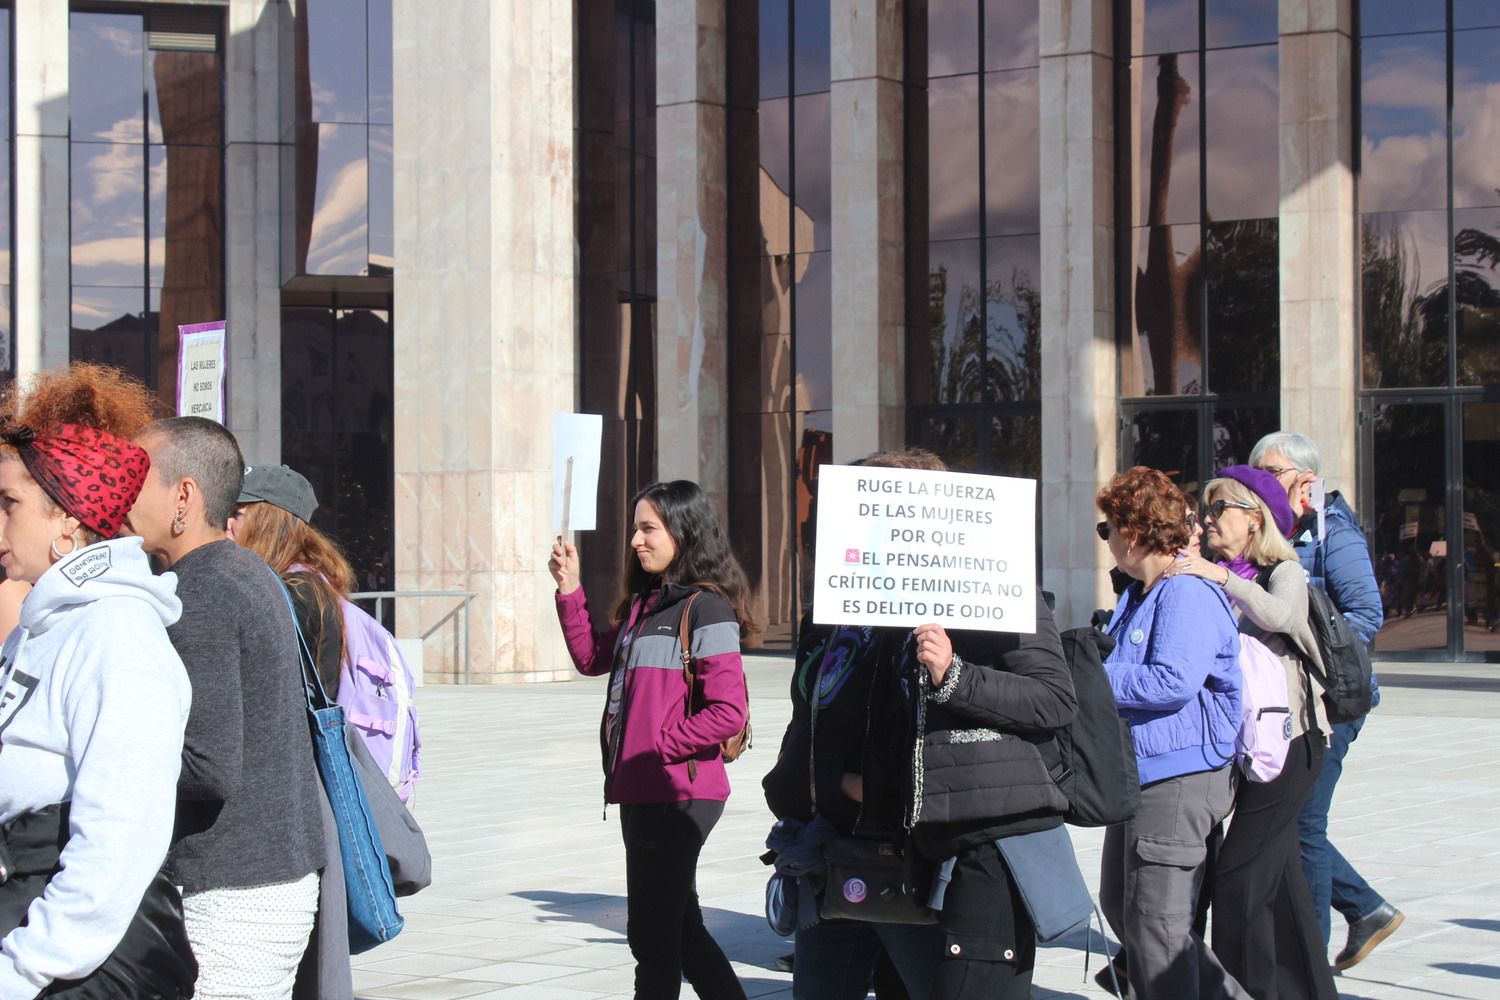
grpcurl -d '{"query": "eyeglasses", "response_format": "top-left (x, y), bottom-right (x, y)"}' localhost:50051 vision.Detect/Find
top-left (1256, 464), bottom-right (1297, 478)
top-left (1095, 521), bottom-right (1111, 541)
top-left (1186, 511), bottom-right (1200, 532)
top-left (1203, 499), bottom-right (1256, 520)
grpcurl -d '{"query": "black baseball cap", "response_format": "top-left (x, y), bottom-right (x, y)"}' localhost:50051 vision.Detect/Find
top-left (237, 464), bottom-right (318, 523)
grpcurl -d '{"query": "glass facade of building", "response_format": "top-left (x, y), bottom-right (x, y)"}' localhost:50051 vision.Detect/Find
top-left (0, 4), bottom-right (10, 379)
top-left (907, 0), bottom-right (1042, 480)
top-left (1116, 0), bottom-right (1280, 497)
top-left (1358, 0), bottom-right (1500, 657)
top-left (68, 6), bottom-right (224, 394)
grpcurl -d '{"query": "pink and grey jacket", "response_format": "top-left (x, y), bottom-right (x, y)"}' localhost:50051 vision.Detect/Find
top-left (556, 582), bottom-right (748, 804)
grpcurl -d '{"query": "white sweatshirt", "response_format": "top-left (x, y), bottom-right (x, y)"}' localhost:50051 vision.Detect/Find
top-left (0, 537), bottom-right (190, 999)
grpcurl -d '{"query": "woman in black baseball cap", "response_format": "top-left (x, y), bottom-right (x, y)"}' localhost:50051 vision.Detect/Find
top-left (229, 464), bottom-right (351, 695)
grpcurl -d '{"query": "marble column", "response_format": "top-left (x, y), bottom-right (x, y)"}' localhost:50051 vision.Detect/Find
top-left (1279, 0), bottom-right (1357, 498)
top-left (655, 0), bottom-right (729, 516)
top-left (830, 0), bottom-right (905, 462)
top-left (392, 0), bottom-right (576, 682)
top-left (1039, 0), bottom-right (1117, 629)
top-left (224, 0), bottom-right (290, 464)
top-left (12, 0), bottom-right (72, 376)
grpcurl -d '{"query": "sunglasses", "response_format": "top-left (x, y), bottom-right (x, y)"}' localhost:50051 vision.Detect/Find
top-left (1095, 521), bottom-right (1111, 542)
top-left (1203, 499), bottom-right (1257, 520)
top-left (1186, 511), bottom-right (1200, 531)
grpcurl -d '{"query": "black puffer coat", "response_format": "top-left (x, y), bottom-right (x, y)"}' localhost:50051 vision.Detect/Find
top-left (907, 592), bottom-right (1077, 859)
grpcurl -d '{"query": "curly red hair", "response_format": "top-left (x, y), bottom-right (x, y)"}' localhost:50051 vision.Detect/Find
top-left (0, 363), bottom-right (157, 440)
top-left (1096, 466), bottom-right (1191, 556)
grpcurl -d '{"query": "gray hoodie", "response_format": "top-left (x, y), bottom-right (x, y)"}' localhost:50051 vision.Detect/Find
top-left (0, 537), bottom-right (190, 999)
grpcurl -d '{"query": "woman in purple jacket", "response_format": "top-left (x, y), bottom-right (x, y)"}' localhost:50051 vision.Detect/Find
top-left (1096, 467), bottom-right (1250, 1000)
top-left (548, 480), bottom-right (753, 1000)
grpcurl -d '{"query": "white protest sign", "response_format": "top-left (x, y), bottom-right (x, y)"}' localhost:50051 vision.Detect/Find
top-left (811, 464), bottom-right (1037, 633)
top-left (177, 321), bottom-right (227, 423)
top-left (553, 413), bottom-right (603, 533)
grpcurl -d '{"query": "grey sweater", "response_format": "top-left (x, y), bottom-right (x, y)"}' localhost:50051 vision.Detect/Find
top-left (164, 541), bottom-right (325, 893)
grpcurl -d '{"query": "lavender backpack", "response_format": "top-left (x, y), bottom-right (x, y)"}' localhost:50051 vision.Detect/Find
top-left (337, 598), bottom-right (421, 803)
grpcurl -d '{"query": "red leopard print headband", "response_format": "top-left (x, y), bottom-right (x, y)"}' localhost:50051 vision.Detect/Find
top-left (1, 423), bottom-right (151, 539)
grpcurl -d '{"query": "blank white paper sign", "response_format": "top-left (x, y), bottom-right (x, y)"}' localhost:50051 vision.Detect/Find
top-left (553, 413), bottom-right (603, 533)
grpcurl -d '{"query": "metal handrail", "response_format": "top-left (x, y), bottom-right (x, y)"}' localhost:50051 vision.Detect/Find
top-left (349, 589), bottom-right (478, 684)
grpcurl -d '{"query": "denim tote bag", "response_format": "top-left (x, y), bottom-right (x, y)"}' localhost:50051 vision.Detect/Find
top-left (275, 574), bottom-right (404, 952)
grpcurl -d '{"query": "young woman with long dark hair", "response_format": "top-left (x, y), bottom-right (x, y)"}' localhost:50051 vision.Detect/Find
top-left (548, 480), bottom-right (752, 1000)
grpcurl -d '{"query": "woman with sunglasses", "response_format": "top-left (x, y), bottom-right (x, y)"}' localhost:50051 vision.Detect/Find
top-left (1094, 467), bottom-right (1249, 1000)
top-left (1165, 468), bottom-right (1338, 1000)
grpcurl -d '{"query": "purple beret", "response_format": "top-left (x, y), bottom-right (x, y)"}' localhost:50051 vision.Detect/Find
top-left (1216, 464), bottom-right (1297, 537)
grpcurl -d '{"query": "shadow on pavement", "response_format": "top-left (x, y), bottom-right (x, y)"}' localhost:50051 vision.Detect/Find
top-left (1448, 917), bottom-right (1500, 933)
top-left (1429, 962), bottom-right (1500, 980)
top-left (514, 890), bottom-right (787, 971)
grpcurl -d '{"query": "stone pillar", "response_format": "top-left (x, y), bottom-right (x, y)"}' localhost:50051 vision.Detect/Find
top-left (392, 0), bottom-right (576, 682)
top-left (1279, 0), bottom-right (1357, 498)
top-left (12, 0), bottom-right (72, 376)
top-left (223, 0), bottom-right (289, 464)
top-left (655, 0), bottom-right (729, 514)
top-left (1039, 0), bottom-right (1117, 628)
top-left (830, 0), bottom-right (905, 462)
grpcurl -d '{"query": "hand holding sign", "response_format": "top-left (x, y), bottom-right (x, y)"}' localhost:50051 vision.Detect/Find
top-left (548, 538), bottom-right (580, 595)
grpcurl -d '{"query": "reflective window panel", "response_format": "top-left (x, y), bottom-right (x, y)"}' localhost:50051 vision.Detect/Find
top-left (793, 0), bottom-right (830, 95)
top-left (1126, 408), bottom-right (1201, 491)
top-left (1212, 404), bottom-right (1278, 472)
top-left (984, 68), bottom-right (1040, 237)
top-left (1360, 32), bottom-right (1447, 214)
top-left (1359, 0), bottom-right (1445, 37)
top-left (71, 143), bottom-right (146, 287)
top-left (1369, 401), bottom-right (1447, 652)
top-left (71, 12), bottom-right (145, 143)
top-left (369, 126), bottom-right (394, 272)
top-left (929, 0), bottom-right (980, 77)
top-left (760, 0), bottom-right (789, 99)
top-left (793, 92), bottom-right (832, 251)
top-left (1206, 219), bottom-right (1279, 395)
top-left (1462, 402), bottom-right (1500, 652)
top-left (928, 75), bottom-right (981, 241)
top-left (148, 47), bottom-right (222, 146)
top-left (1127, 222), bottom-right (1204, 396)
top-left (304, 124), bottom-right (371, 275)
top-left (1128, 0), bottom-right (1200, 57)
top-left (70, 287), bottom-right (149, 386)
top-left (759, 98), bottom-right (792, 228)
top-left (1456, 0), bottom-right (1500, 30)
top-left (1205, 0), bottom-right (1277, 48)
top-left (1131, 53), bottom-right (1202, 228)
top-left (984, 0), bottom-right (1039, 72)
top-left (1204, 45), bottom-right (1277, 222)
top-left (368, 0), bottom-right (393, 124)
top-left (926, 239), bottom-right (985, 405)
top-left (1452, 28), bottom-right (1500, 210)
top-left (305, 0), bottom-right (367, 123)
top-left (985, 235), bottom-right (1041, 403)
top-left (1455, 207), bottom-right (1500, 386)
top-left (914, 412), bottom-right (981, 473)
top-left (795, 251), bottom-right (833, 412)
top-left (1361, 211), bottom-right (1450, 388)
top-left (989, 412), bottom-right (1041, 480)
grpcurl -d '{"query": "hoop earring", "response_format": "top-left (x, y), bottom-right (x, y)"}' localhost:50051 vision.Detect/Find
top-left (51, 534), bottom-right (78, 559)
top-left (171, 511), bottom-right (187, 535)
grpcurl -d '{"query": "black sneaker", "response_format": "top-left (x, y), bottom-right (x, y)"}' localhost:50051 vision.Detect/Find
top-left (1094, 958), bottom-right (1128, 997)
top-left (1334, 901), bottom-right (1404, 971)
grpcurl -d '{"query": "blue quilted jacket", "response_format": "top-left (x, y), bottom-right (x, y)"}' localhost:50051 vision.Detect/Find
top-left (1103, 574), bottom-right (1243, 785)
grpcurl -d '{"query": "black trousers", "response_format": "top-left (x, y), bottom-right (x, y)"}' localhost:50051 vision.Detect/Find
top-left (931, 842), bottom-right (1036, 1000)
top-left (1213, 733), bottom-right (1338, 1000)
top-left (619, 800), bottom-right (745, 1000)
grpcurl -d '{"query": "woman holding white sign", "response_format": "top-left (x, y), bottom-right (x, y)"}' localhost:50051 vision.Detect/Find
top-left (1095, 466), bottom-right (1250, 1000)
top-left (548, 480), bottom-right (752, 1000)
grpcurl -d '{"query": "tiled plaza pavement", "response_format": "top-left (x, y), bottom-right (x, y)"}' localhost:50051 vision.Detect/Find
top-left (353, 656), bottom-right (1500, 999)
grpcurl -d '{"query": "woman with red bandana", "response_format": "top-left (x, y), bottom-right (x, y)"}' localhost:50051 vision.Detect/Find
top-left (0, 364), bottom-right (196, 998)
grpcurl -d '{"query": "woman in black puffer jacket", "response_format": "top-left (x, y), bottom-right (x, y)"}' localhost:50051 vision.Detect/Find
top-left (904, 594), bottom-right (1077, 1000)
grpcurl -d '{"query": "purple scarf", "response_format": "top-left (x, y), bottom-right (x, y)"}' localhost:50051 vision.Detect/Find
top-left (1223, 554), bottom-right (1260, 581)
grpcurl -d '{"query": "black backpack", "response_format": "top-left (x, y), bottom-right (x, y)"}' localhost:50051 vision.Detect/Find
top-left (1052, 627), bottom-right (1140, 827)
top-left (1304, 583), bottom-right (1373, 723)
